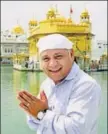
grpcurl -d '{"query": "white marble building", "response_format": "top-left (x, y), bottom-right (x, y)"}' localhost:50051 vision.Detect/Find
top-left (1, 25), bottom-right (28, 64)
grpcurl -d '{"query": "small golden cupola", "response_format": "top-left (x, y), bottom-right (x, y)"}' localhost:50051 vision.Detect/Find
top-left (46, 7), bottom-right (56, 19)
top-left (29, 19), bottom-right (37, 26)
top-left (29, 18), bottom-right (37, 31)
top-left (11, 24), bottom-right (24, 35)
top-left (80, 8), bottom-right (90, 24)
top-left (48, 5), bottom-right (66, 23)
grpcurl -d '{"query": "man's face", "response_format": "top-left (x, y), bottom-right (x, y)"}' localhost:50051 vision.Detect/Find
top-left (40, 49), bottom-right (74, 84)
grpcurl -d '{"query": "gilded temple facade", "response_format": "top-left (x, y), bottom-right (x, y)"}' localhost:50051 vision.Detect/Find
top-left (27, 7), bottom-right (94, 70)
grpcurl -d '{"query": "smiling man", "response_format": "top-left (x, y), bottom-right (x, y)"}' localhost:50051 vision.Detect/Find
top-left (40, 49), bottom-right (74, 84)
top-left (17, 34), bottom-right (101, 134)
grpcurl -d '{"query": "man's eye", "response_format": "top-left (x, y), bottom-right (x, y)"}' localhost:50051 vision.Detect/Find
top-left (55, 55), bottom-right (63, 59)
top-left (42, 58), bottom-right (49, 62)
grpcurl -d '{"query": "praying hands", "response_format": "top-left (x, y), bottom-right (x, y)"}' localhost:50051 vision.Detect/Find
top-left (17, 90), bottom-right (48, 118)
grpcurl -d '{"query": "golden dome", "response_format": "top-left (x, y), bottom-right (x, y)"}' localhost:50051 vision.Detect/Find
top-left (29, 19), bottom-right (37, 25)
top-left (81, 8), bottom-right (89, 17)
top-left (11, 25), bottom-right (24, 34)
top-left (47, 7), bottom-right (56, 18)
top-left (48, 8), bottom-right (55, 14)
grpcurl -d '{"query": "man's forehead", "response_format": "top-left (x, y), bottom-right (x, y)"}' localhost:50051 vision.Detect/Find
top-left (40, 49), bottom-right (69, 56)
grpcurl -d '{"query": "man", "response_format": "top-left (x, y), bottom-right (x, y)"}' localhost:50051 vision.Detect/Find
top-left (17, 34), bottom-right (101, 134)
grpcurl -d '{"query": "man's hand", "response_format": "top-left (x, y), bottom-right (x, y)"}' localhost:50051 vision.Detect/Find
top-left (17, 90), bottom-right (48, 118)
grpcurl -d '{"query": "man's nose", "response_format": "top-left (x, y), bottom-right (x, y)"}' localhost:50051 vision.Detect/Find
top-left (48, 59), bottom-right (58, 67)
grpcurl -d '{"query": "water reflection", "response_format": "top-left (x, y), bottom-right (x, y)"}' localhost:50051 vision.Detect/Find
top-left (27, 72), bottom-right (40, 95)
top-left (13, 70), bottom-right (41, 96)
top-left (13, 70), bottom-right (22, 91)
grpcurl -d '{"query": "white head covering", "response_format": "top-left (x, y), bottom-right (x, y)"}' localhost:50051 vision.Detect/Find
top-left (37, 34), bottom-right (73, 54)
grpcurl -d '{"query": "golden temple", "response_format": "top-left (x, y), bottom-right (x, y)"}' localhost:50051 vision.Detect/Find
top-left (12, 6), bottom-right (96, 71)
top-left (27, 6), bottom-right (94, 66)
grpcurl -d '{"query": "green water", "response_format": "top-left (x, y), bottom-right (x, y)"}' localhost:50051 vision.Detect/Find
top-left (1, 66), bottom-right (107, 134)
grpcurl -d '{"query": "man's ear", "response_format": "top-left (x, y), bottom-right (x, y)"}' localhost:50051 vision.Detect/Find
top-left (70, 49), bottom-right (74, 57)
